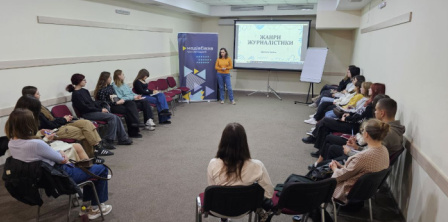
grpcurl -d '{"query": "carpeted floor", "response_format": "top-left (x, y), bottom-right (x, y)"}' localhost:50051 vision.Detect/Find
top-left (0, 91), bottom-right (404, 222)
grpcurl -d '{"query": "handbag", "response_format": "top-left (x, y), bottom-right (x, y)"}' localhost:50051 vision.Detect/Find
top-left (69, 159), bottom-right (113, 180)
top-left (309, 165), bottom-right (333, 181)
top-left (332, 107), bottom-right (346, 118)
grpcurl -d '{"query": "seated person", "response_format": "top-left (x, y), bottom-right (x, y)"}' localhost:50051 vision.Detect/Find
top-left (6, 108), bottom-right (112, 220)
top-left (330, 118), bottom-right (390, 203)
top-left (66, 73), bottom-right (132, 146)
top-left (302, 91), bottom-right (387, 149)
top-left (313, 97), bottom-right (405, 168)
top-left (94, 72), bottom-right (155, 138)
top-left (133, 69), bottom-right (172, 124)
top-left (323, 81), bottom-right (371, 119)
top-left (112, 69), bottom-right (170, 125)
top-left (14, 95), bottom-right (106, 163)
top-left (22, 86), bottom-right (115, 157)
top-left (305, 78), bottom-right (364, 125)
top-left (207, 123), bottom-right (274, 203)
top-left (311, 65), bottom-right (360, 107)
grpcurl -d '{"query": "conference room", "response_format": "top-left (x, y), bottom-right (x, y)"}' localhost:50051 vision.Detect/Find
top-left (0, 0), bottom-right (446, 221)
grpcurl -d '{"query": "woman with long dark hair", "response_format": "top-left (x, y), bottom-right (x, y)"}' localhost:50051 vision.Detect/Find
top-left (207, 123), bottom-right (273, 199)
top-left (94, 71), bottom-right (154, 138)
top-left (132, 69), bottom-right (171, 124)
top-left (215, 48), bottom-right (235, 105)
top-left (6, 108), bottom-right (113, 220)
top-left (66, 73), bottom-right (132, 146)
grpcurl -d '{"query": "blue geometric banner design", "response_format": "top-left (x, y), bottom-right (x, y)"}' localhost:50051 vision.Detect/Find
top-left (178, 33), bottom-right (218, 102)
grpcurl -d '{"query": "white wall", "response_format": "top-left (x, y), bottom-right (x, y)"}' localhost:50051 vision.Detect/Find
top-left (201, 17), bottom-right (355, 94)
top-left (352, 0), bottom-right (448, 221)
top-left (0, 0), bottom-right (201, 109)
top-left (0, 0), bottom-right (202, 163)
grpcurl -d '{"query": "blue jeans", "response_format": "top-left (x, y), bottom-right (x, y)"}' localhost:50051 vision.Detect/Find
top-left (63, 164), bottom-right (108, 205)
top-left (82, 112), bottom-right (128, 142)
top-left (319, 97), bottom-right (335, 106)
top-left (217, 73), bottom-right (234, 101)
top-left (325, 110), bottom-right (338, 119)
top-left (144, 93), bottom-right (171, 123)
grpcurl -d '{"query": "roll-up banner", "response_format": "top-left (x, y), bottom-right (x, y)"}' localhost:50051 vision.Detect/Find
top-left (178, 33), bottom-right (218, 102)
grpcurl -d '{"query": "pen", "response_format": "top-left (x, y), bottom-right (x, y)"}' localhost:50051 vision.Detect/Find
top-left (351, 129), bottom-right (354, 137)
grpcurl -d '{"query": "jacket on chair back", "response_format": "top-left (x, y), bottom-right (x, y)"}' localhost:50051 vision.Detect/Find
top-left (2, 157), bottom-right (81, 206)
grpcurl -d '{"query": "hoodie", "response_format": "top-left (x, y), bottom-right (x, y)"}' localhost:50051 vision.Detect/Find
top-left (383, 120), bottom-right (406, 155)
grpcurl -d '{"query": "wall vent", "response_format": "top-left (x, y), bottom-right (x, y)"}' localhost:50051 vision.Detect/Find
top-left (277, 4), bottom-right (314, 10)
top-left (230, 5), bottom-right (264, 11)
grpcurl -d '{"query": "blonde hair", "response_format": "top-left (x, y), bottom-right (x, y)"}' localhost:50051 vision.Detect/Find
top-left (113, 69), bottom-right (123, 87)
top-left (361, 82), bottom-right (372, 97)
top-left (361, 119), bottom-right (390, 141)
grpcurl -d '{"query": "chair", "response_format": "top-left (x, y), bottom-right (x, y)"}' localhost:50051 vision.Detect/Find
top-left (269, 177), bottom-right (337, 222)
top-left (166, 76), bottom-right (190, 102)
top-left (50, 105), bottom-right (77, 143)
top-left (156, 78), bottom-right (177, 98)
top-left (149, 81), bottom-right (175, 115)
top-left (196, 184), bottom-right (264, 222)
top-left (164, 77), bottom-right (182, 97)
top-left (332, 168), bottom-right (389, 222)
top-left (3, 157), bottom-right (105, 221)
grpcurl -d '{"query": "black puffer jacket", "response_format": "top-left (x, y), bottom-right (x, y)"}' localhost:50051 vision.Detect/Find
top-left (2, 157), bottom-right (81, 206)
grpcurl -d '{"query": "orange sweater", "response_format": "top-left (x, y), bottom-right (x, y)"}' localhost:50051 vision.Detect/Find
top-left (215, 57), bottom-right (232, 74)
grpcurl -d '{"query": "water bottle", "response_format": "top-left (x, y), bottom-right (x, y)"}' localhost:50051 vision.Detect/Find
top-left (80, 206), bottom-right (89, 222)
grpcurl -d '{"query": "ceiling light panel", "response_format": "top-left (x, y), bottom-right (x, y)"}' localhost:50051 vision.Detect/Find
top-left (193, 0), bottom-right (318, 6)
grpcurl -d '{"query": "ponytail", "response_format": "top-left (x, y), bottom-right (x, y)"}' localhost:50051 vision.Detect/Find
top-left (66, 84), bottom-right (75, 93)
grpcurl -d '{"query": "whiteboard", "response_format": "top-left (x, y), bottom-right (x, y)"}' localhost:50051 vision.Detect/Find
top-left (300, 47), bottom-right (328, 83)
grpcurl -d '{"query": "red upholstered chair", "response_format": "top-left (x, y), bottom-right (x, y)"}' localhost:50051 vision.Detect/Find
top-left (151, 80), bottom-right (175, 114)
top-left (163, 77), bottom-right (182, 98)
top-left (167, 76), bottom-right (190, 102)
top-left (269, 177), bottom-right (337, 222)
top-left (196, 184), bottom-right (264, 222)
top-left (156, 78), bottom-right (177, 98)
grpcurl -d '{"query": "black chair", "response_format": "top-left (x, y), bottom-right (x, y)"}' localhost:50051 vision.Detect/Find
top-left (332, 168), bottom-right (389, 222)
top-left (269, 177), bottom-right (337, 222)
top-left (2, 157), bottom-right (104, 221)
top-left (196, 183), bottom-right (264, 222)
top-left (389, 147), bottom-right (405, 167)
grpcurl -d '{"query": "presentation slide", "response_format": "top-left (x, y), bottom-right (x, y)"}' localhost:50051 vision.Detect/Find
top-left (234, 20), bottom-right (310, 71)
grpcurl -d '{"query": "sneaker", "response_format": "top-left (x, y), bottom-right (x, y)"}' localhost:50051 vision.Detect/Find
top-left (87, 204), bottom-right (112, 220)
top-left (304, 118), bottom-right (317, 125)
top-left (220, 100), bottom-right (224, 104)
top-left (144, 126), bottom-right (155, 131)
top-left (308, 103), bottom-right (317, 108)
top-left (231, 100), bottom-right (236, 105)
top-left (311, 96), bottom-right (320, 102)
top-left (309, 113), bottom-right (316, 118)
top-left (306, 131), bottom-right (313, 136)
top-left (94, 148), bottom-right (114, 156)
top-left (94, 157), bottom-right (105, 164)
top-left (160, 120), bottom-right (171, 125)
top-left (146, 119), bottom-right (156, 127)
top-left (117, 138), bottom-right (133, 145)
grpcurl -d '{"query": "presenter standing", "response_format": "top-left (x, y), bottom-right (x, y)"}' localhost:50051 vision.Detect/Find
top-left (215, 48), bottom-right (235, 105)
